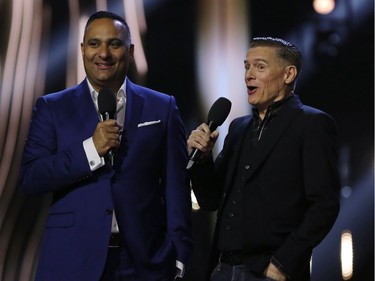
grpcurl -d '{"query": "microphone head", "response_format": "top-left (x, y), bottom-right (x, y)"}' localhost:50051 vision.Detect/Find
top-left (98, 88), bottom-right (116, 118)
top-left (207, 97), bottom-right (232, 126)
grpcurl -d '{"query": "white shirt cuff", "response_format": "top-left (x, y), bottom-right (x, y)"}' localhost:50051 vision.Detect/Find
top-left (83, 137), bottom-right (105, 171)
top-left (175, 260), bottom-right (185, 278)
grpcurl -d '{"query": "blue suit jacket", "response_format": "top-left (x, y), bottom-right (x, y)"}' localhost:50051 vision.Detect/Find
top-left (20, 79), bottom-right (193, 281)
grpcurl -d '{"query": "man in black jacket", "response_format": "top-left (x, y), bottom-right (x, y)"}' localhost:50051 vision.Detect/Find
top-left (187, 37), bottom-right (340, 281)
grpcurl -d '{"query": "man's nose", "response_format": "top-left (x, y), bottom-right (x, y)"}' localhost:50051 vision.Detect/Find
top-left (98, 45), bottom-right (110, 58)
top-left (245, 69), bottom-right (255, 80)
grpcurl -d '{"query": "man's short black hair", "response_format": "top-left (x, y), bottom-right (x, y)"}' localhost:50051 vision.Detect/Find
top-left (250, 36), bottom-right (302, 75)
top-left (84, 11), bottom-right (132, 45)
top-left (86, 11), bottom-right (126, 29)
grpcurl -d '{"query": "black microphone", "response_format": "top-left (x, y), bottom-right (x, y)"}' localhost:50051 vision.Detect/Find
top-left (186, 97), bottom-right (232, 169)
top-left (98, 88), bottom-right (117, 166)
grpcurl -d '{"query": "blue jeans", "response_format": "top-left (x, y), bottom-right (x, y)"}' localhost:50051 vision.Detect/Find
top-left (210, 263), bottom-right (274, 281)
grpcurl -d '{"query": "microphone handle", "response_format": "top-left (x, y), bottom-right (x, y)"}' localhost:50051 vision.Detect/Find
top-left (207, 120), bottom-right (219, 131)
top-left (101, 111), bottom-right (115, 167)
top-left (186, 121), bottom-right (218, 169)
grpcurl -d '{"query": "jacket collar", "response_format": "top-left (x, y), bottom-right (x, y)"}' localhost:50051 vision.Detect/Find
top-left (225, 95), bottom-right (303, 185)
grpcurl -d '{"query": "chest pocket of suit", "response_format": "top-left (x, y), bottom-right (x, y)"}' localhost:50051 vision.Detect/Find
top-left (134, 122), bottom-right (164, 153)
top-left (136, 121), bottom-right (163, 138)
top-left (45, 212), bottom-right (75, 228)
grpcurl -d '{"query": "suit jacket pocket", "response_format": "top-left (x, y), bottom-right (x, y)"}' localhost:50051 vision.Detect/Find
top-left (45, 212), bottom-right (75, 228)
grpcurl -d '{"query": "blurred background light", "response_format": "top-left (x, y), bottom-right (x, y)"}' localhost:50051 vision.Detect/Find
top-left (341, 186), bottom-right (353, 198)
top-left (0, 0), bottom-right (373, 280)
top-left (124, 0), bottom-right (148, 76)
top-left (341, 230), bottom-right (354, 280)
top-left (313, 0), bottom-right (336, 15)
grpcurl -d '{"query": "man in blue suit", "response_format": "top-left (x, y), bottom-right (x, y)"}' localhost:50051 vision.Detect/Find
top-left (20, 11), bottom-right (192, 281)
top-left (187, 37), bottom-right (340, 281)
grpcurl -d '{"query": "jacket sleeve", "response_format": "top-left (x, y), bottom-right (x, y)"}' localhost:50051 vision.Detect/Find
top-left (273, 111), bottom-right (340, 278)
top-left (19, 96), bottom-right (93, 195)
top-left (189, 119), bottom-right (238, 211)
top-left (164, 96), bottom-right (193, 265)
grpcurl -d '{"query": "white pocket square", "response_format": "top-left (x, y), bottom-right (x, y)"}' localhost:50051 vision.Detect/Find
top-left (137, 120), bottom-right (161, 127)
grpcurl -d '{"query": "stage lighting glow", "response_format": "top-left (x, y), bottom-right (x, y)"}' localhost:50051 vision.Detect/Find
top-left (124, 0), bottom-right (148, 75)
top-left (341, 230), bottom-right (353, 280)
top-left (313, 0), bottom-right (336, 15)
top-left (77, 17), bottom-right (88, 83)
top-left (196, 0), bottom-right (250, 153)
top-left (341, 185), bottom-right (353, 198)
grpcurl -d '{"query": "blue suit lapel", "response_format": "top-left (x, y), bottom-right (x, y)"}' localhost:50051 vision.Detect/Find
top-left (118, 79), bottom-right (144, 158)
top-left (74, 80), bottom-right (100, 139)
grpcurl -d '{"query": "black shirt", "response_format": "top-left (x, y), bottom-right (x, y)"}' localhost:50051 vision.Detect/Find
top-left (216, 94), bottom-right (294, 251)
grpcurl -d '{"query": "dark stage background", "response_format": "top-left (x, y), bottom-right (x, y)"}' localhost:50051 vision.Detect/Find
top-left (0, 0), bottom-right (373, 280)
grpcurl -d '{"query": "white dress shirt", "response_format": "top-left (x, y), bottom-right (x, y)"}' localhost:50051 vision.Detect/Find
top-left (83, 79), bottom-right (127, 233)
top-left (83, 79), bottom-right (126, 171)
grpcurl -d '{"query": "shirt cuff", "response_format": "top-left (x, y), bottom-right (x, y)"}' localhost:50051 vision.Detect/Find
top-left (175, 260), bottom-right (185, 278)
top-left (83, 137), bottom-right (105, 171)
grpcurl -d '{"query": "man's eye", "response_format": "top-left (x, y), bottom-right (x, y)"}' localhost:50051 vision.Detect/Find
top-left (88, 41), bottom-right (99, 47)
top-left (110, 41), bottom-right (122, 48)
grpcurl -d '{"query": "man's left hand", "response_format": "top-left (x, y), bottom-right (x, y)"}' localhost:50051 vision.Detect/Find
top-left (264, 262), bottom-right (287, 281)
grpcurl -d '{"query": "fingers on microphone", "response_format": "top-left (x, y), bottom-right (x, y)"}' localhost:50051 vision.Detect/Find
top-left (195, 137), bottom-right (211, 152)
top-left (210, 130), bottom-right (219, 140)
top-left (111, 132), bottom-right (120, 144)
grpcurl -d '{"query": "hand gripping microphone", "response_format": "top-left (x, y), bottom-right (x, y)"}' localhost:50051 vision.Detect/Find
top-left (186, 97), bottom-right (232, 169)
top-left (98, 88), bottom-right (117, 166)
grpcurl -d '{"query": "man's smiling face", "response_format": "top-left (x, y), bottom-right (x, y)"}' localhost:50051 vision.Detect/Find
top-left (81, 18), bottom-right (134, 92)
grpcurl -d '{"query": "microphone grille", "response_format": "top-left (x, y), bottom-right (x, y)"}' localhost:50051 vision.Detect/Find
top-left (98, 88), bottom-right (116, 115)
top-left (207, 97), bottom-right (232, 126)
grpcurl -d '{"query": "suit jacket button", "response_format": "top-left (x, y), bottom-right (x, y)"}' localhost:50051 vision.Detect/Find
top-left (105, 209), bottom-right (113, 215)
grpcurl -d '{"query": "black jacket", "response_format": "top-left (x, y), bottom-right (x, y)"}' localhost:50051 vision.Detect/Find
top-left (190, 95), bottom-right (340, 280)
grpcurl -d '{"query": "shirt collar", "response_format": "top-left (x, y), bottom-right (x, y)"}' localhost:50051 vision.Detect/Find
top-left (252, 93), bottom-right (295, 119)
top-left (87, 78), bottom-right (127, 103)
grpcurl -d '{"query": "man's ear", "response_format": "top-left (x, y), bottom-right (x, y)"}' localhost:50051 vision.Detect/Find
top-left (129, 44), bottom-right (135, 62)
top-left (284, 65), bottom-right (297, 85)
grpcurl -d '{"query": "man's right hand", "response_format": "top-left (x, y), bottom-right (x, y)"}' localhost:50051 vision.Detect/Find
top-left (92, 120), bottom-right (121, 157)
top-left (187, 123), bottom-right (219, 160)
